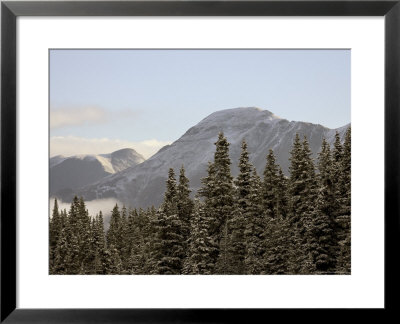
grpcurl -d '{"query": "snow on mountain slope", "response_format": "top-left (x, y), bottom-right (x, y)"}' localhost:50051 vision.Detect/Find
top-left (50, 148), bottom-right (145, 197)
top-left (69, 107), bottom-right (349, 208)
top-left (49, 155), bottom-right (67, 168)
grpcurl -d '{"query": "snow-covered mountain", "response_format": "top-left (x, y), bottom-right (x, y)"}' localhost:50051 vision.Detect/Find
top-left (65, 107), bottom-right (349, 208)
top-left (50, 148), bottom-right (145, 198)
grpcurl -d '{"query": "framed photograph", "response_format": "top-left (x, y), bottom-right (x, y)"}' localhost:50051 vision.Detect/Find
top-left (1, 0), bottom-right (399, 322)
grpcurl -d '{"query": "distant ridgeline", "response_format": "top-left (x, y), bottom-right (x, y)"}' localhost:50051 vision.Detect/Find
top-left (49, 128), bottom-right (351, 275)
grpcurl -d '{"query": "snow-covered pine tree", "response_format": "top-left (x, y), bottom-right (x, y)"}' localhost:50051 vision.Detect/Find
top-left (225, 140), bottom-right (252, 274)
top-left (262, 149), bottom-right (281, 219)
top-left (311, 138), bottom-right (339, 273)
top-left (244, 168), bottom-right (266, 274)
top-left (287, 134), bottom-right (317, 274)
top-left (183, 200), bottom-right (216, 274)
top-left (49, 198), bottom-right (61, 271)
top-left (151, 168), bottom-right (185, 274)
top-left (177, 165), bottom-right (193, 259)
top-left (211, 132), bottom-right (234, 238)
top-left (77, 197), bottom-right (92, 274)
top-left (55, 196), bottom-right (87, 274)
top-left (199, 133), bottom-right (234, 273)
top-left (276, 168), bottom-right (289, 219)
top-left (336, 126), bottom-right (351, 274)
top-left (103, 244), bottom-right (123, 274)
top-left (119, 205), bottom-right (130, 270)
top-left (127, 208), bottom-right (151, 274)
top-left (92, 211), bottom-right (106, 274)
top-left (106, 204), bottom-right (122, 250)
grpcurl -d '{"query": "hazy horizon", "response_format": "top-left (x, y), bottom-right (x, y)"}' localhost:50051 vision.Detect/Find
top-left (50, 49), bottom-right (350, 158)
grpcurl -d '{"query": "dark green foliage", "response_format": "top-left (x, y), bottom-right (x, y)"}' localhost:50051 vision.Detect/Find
top-left (106, 204), bottom-right (122, 250)
top-left (287, 135), bottom-right (318, 274)
top-left (244, 169), bottom-right (266, 274)
top-left (310, 139), bottom-right (339, 273)
top-left (198, 132), bottom-right (234, 272)
top-left (152, 209), bottom-right (184, 274)
top-left (335, 127), bottom-right (351, 273)
top-left (183, 200), bottom-right (217, 274)
top-left (49, 131), bottom-right (351, 275)
top-left (263, 149), bottom-right (281, 218)
top-left (209, 132), bottom-right (234, 238)
top-left (151, 168), bottom-right (185, 274)
top-left (224, 140), bottom-right (252, 274)
top-left (177, 165), bottom-right (194, 255)
top-left (49, 198), bottom-right (62, 272)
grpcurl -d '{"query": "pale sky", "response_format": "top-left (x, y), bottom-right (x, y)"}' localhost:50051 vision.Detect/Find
top-left (50, 49), bottom-right (350, 158)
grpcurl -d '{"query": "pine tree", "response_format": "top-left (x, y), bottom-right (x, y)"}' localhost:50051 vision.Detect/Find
top-left (311, 138), bottom-right (339, 273)
top-left (91, 212), bottom-right (106, 274)
top-left (215, 220), bottom-right (233, 274)
top-left (103, 245), bottom-right (123, 274)
top-left (152, 209), bottom-right (184, 274)
top-left (262, 149), bottom-right (280, 219)
top-left (163, 168), bottom-right (178, 215)
top-left (210, 132), bottom-right (234, 238)
top-left (55, 196), bottom-right (89, 274)
top-left (127, 208), bottom-right (151, 274)
top-left (119, 205), bottom-right (129, 269)
top-left (152, 169), bottom-right (185, 274)
top-left (106, 204), bottom-right (122, 250)
top-left (177, 165), bottom-right (193, 258)
top-left (276, 168), bottom-right (289, 219)
top-left (49, 198), bottom-right (62, 272)
top-left (264, 216), bottom-right (291, 274)
top-left (183, 200), bottom-right (217, 274)
top-left (199, 132), bottom-right (234, 272)
top-left (287, 134), bottom-right (317, 274)
top-left (226, 140), bottom-right (252, 274)
top-left (336, 127), bottom-right (351, 273)
top-left (77, 197), bottom-right (91, 274)
top-left (244, 169), bottom-right (266, 274)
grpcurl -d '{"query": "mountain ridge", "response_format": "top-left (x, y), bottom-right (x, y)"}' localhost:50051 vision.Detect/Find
top-left (50, 148), bottom-right (145, 197)
top-left (57, 107), bottom-right (349, 208)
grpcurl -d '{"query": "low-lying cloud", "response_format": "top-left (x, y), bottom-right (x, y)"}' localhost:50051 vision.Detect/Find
top-left (50, 136), bottom-right (171, 159)
top-left (50, 197), bottom-right (125, 230)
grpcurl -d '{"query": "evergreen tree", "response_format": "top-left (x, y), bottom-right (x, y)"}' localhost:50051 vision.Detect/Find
top-left (152, 169), bottom-right (185, 274)
top-left (153, 209), bottom-right (184, 274)
top-left (287, 134), bottom-right (317, 274)
top-left (262, 149), bottom-right (280, 219)
top-left (244, 169), bottom-right (266, 274)
top-left (210, 132), bottom-right (234, 238)
top-left (91, 212), bottom-right (106, 274)
top-left (103, 245), bottom-right (123, 274)
top-left (163, 168), bottom-right (178, 215)
top-left (106, 204), bottom-right (122, 250)
top-left (199, 132), bottom-right (234, 272)
top-left (49, 198), bottom-right (62, 272)
top-left (119, 205), bottom-right (130, 269)
top-left (311, 138), bottom-right (338, 273)
top-left (276, 168), bottom-right (289, 219)
top-left (177, 165), bottom-right (193, 257)
top-left (226, 140), bottom-right (252, 274)
top-left (183, 200), bottom-right (217, 274)
top-left (336, 127), bottom-right (351, 273)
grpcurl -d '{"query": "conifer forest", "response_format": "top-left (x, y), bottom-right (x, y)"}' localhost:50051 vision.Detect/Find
top-left (49, 128), bottom-right (351, 275)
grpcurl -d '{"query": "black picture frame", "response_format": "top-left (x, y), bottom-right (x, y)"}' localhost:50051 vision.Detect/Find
top-left (1, 0), bottom-right (399, 322)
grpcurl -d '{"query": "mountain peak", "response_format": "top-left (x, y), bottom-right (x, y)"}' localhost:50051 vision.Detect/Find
top-left (72, 108), bottom-right (349, 208)
top-left (203, 107), bottom-right (280, 122)
top-left (111, 148), bottom-right (144, 160)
